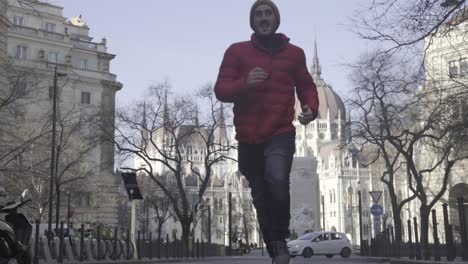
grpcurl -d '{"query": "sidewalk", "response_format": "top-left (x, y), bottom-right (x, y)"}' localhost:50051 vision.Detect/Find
top-left (362, 256), bottom-right (468, 264)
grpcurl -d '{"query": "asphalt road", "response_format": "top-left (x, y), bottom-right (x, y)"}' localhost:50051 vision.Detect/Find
top-left (147, 249), bottom-right (389, 263)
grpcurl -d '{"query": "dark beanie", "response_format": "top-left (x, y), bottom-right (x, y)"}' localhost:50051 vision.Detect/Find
top-left (250, 0), bottom-right (281, 32)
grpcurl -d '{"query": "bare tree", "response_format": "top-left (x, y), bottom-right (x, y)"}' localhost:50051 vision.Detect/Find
top-left (347, 52), bottom-right (468, 258)
top-left (352, 0), bottom-right (467, 54)
top-left (110, 81), bottom-right (235, 245)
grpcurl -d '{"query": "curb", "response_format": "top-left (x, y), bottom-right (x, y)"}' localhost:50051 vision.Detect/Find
top-left (361, 256), bottom-right (467, 264)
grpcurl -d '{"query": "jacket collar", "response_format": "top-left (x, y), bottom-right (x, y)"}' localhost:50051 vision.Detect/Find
top-left (251, 33), bottom-right (290, 54)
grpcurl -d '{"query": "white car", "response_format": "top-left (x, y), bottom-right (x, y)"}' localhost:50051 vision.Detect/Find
top-left (287, 231), bottom-right (352, 258)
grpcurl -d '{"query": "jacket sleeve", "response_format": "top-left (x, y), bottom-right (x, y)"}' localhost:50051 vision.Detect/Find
top-left (214, 45), bottom-right (247, 103)
top-left (294, 49), bottom-right (319, 113)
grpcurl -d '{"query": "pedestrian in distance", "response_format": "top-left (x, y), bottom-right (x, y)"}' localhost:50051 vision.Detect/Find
top-left (214, 0), bottom-right (319, 263)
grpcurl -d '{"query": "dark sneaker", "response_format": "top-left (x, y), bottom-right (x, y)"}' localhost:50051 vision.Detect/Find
top-left (270, 240), bottom-right (291, 264)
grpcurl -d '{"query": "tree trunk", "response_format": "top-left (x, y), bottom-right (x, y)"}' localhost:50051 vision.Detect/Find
top-left (420, 206), bottom-right (431, 260)
top-left (180, 219), bottom-right (191, 255)
top-left (55, 188), bottom-right (61, 231)
top-left (393, 208), bottom-right (403, 243)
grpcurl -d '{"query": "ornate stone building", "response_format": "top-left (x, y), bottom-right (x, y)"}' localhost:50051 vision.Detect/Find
top-left (396, 9), bottom-right (468, 243)
top-left (291, 41), bottom-right (376, 245)
top-left (135, 101), bottom-right (260, 245)
top-left (4, 0), bottom-right (122, 225)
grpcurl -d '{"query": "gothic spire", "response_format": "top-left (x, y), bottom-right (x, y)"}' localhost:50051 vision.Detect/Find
top-left (163, 88), bottom-right (170, 129)
top-left (141, 102), bottom-right (149, 148)
top-left (217, 103), bottom-right (227, 144)
top-left (194, 105), bottom-right (199, 127)
top-left (311, 38), bottom-right (322, 77)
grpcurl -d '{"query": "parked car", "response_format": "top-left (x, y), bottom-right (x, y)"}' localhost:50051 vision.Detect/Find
top-left (287, 231), bottom-right (352, 258)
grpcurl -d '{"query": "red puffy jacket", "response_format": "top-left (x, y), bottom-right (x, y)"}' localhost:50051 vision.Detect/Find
top-left (214, 33), bottom-right (319, 144)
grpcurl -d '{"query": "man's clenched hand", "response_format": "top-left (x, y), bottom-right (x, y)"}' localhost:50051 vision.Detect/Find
top-left (298, 105), bottom-right (318, 125)
top-left (246, 67), bottom-right (268, 89)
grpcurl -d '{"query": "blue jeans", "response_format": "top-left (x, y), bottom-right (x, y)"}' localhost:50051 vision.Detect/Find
top-left (238, 131), bottom-right (295, 246)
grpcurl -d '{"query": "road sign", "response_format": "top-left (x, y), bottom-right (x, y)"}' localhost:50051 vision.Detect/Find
top-left (373, 216), bottom-right (382, 233)
top-left (370, 204), bottom-right (383, 216)
top-left (369, 191), bottom-right (383, 204)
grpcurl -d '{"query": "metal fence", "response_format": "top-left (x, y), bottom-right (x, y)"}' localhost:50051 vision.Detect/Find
top-left (360, 197), bottom-right (468, 261)
top-left (31, 220), bottom-right (229, 263)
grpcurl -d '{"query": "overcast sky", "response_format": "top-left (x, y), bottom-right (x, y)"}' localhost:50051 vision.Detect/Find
top-left (50, 0), bottom-right (370, 107)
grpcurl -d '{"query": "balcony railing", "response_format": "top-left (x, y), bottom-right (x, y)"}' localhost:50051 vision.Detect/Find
top-left (11, 25), bottom-right (38, 36)
top-left (10, 25), bottom-right (99, 50)
top-left (40, 30), bottom-right (65, 41)
top-left (71, 39), bottom-right (98, 50)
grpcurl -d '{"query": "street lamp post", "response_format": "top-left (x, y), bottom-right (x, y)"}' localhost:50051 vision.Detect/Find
top-left (321, 195), bottom-right (325, 230)
top-left (208, 204), bottom-right (211, 244)
top-left (358, 191), bottom-right (363, 253)
top-left (47, 66), bottom-right (66, 239)
top-left (228, 191), bottom-right (232, 256)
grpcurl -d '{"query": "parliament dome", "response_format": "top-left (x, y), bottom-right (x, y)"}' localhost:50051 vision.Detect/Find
top-left (296, 40), bottom-right (346, 120)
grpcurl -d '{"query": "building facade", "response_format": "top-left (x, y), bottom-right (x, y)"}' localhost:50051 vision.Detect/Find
top-left (4, 0), bottom-right (122, 225)
top-left (135, 102), bottom-right (260, 246)
top-left (396, 12), bottom-right (468, 243)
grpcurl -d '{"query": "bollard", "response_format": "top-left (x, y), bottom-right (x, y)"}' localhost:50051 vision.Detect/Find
top-left (413, 217), bottom-right (421, 260)
top-left (166, 234), bottom-right (169, 259)
top-left (192, 236), bottom-right (195, 258)
top-left (149, 232), bottom-right (153, 259)
top-left (137, 231), bottom-right (141, 260)
top-left (448, 224), bottom-right (455, 261)
top-left (126, 228), bottom-right (130, 260)
top-left (386, 229), bottom-right (391, 257)
top-left (390, 226), bottom-right (395, 257)
top-left (457, 197), bottom-right (468, 261)
top-left (58, 222), bottom-right (64, 263)
top-left (97, 225), bottom-right (101, 261)
top-left (432, 209), bottom-right (441, 261)
top-left (79, 223), bottom-right (85, 262)
top-left (33, 220), bottom-right (40, 264)
top-left (158, 236), bottom-right (161, 259)
top-left (202, 239), bottom-right (205, 259)
top-left (185, 237), bottom-right (190, 258)
top-left (408, 219), bottom-right (414, 259)
top-left (443, 203), bottom-right (455, 261)
top-left (113, 227), bottom-right (118, 260)
top-left (196, 238), bottom-right (199, 259)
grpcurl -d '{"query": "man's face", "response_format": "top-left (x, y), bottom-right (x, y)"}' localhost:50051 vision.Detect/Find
top-left (252, 4), bottom-right (277, 36)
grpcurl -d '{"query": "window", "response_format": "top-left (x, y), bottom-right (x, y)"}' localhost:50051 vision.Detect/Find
top-left (219, 216), bottom-right (223, 224)
top-left (48, 51), bottom-right (59, 63)
top-left (460, 58), bottom-right (468, 77)
top-left (14, 79), bottom-right (27, 97)
top-left (12, 16), bottom-right (24, 26)
top-left (313, 233), bottom-right (330, 242)
top-left (331, 233), bottom-right (342, 240)
top-left (81, 91), bottom-right (91, 104)
top-left (79, 59), bottom-right (88, 70)
top-left (15, 45), bottom-right (27, 60)
top-left (449, 60), bottom-right (458, 77)
top-left (45, 22), bottom-right (56, 32)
